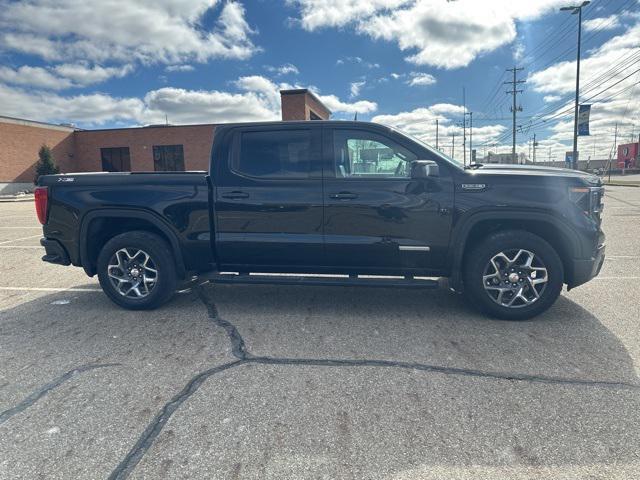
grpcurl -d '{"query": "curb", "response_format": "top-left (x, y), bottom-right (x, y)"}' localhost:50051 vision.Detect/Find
top-left (0, 196), bottom-right (35, 203)
top-left (603, 183), bottom-right (640, 188)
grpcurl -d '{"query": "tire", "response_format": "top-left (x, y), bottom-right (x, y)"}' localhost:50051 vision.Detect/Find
top-left (97, 231), bottom-right (177, 310)
top-left (463, 230), bottom-right (564, 320)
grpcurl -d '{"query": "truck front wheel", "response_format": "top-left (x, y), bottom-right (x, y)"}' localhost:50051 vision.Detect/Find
top-left (463, 230), bottom-right (564, 320)
top-left (97, 231), bottom-right (177, 310)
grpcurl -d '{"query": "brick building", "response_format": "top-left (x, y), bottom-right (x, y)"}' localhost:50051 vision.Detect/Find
top-left (0, 88), bottom-right (330, 194)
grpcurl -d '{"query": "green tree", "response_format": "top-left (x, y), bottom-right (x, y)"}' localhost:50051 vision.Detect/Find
top-left (34, 144), bottom-right (59, 183)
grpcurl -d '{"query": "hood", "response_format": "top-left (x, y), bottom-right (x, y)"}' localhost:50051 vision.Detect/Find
top-left (469, 164), bottom-right (601, 184)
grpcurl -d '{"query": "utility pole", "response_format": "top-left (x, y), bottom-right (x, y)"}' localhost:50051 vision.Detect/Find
top-left (435, 118), bottom-right (439, 150)
top-left (560, 1), bottom-right (590, 170)
top-left (505, 66), bottom-right (525, 164)
top-left (533, 133), bottom-right (537, 164)
top-left (451, 131), bottom-right (455, 159)
top-left (609, 122), bottom-right (618, 182)
top-left (465, 111), bottom-right (473, 163)
top-left (462, 87), bottom-right (467, 166)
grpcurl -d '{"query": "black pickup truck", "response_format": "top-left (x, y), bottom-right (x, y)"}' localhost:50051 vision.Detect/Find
top-left (35, 121), bottom-right (605, 320)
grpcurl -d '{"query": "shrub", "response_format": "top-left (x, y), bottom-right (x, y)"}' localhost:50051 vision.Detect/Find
top-left (34, 145), bottom-right (60, 183)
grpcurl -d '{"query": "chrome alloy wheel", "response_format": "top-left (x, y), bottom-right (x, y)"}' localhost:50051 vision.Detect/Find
top-left (482, 249), bottom-right (548, 308)
top-left (107, 248), bottom-right (158, 298)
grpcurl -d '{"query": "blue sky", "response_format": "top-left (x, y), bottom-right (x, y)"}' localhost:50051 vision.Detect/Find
top-left (0, 0), bottom-right (638, 162)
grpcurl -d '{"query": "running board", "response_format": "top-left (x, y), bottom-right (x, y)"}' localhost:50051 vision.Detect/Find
top-left (201, 272), bottom-right (440, 289)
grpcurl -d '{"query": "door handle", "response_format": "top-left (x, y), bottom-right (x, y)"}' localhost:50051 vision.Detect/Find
top-left (329, 192), bottom-right (358, 200)
top-left (221, 191), bottom-right (249, 199)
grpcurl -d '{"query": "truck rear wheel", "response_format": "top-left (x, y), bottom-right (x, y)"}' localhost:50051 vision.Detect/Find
top-left (463, 230), bottom-right (563, 320)
top-left (97, 231), bottom-right (177, 310)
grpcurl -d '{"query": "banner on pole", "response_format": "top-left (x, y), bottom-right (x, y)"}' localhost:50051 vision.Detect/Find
top-left (578, 104), bottom-right (591, 136)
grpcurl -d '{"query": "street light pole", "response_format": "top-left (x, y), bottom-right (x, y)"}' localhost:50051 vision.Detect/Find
top-left (560, 1), bottom-right (590, 170)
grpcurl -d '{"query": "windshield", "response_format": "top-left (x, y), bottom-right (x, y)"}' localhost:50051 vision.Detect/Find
top-left (390, 125), bottom-right (465, 170)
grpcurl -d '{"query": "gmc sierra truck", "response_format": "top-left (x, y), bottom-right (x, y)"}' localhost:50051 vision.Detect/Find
top-left (35, 121), bottom-right (605, 320)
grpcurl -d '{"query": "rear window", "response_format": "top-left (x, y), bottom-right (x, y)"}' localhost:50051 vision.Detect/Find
top-left (235, 130), bottom-right (311, 178)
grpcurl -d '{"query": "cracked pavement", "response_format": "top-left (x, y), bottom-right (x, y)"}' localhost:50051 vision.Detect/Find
top-left (1, 188), bottom-right (640, 479)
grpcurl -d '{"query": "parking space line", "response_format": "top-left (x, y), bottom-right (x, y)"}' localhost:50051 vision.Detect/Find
top-left (0, 234), bottom-right (42, 245)
top-left (0, 226), bottom-right (41, 229)
top-left (0, 246), bottom-right (41, 249)
top-left (594, 276), bottom-right (640, 280)
top-left (0, 286), bottom-right (101, 292)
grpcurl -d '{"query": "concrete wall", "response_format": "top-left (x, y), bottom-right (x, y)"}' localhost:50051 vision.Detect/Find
top-left (74, 124), bottom-right (215, 172)
top-left (0, 117), bottom-right (76, 183)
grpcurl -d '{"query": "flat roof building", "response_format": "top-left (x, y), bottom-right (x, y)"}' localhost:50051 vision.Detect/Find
top-left (0, 89), bottom-right (331, 194)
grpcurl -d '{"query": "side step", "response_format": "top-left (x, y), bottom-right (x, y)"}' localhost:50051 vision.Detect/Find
top-left (200, 272), bottom-right (440, 289)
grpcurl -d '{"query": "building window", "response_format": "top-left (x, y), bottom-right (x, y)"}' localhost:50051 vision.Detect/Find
top-left (235, 130), bottom-right (311, 179)
top-left (101, 147), bottom-right (131, 172)
top-left (153, 145), bottom-right (185, 171)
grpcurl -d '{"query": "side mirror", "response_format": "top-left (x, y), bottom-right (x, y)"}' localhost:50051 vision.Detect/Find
top-left (411, 160), bottom-right (439, 179)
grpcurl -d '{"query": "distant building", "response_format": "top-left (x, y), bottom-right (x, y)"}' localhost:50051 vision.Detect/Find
top-left (484, 152), bottom-right (525, 164)
top-left (0, 89), bottom-right (331, 194)
top-left (617, 142), bottom-right (639, 169)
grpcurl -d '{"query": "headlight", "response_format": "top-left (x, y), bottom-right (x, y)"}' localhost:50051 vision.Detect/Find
top-left (569, 186), bottom-right (604, 218)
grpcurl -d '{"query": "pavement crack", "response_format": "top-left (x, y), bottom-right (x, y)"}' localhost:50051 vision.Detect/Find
top-left (249, 356), bottom-right (639, 390)
top-left (0, 363), bottom-right (119, 426)
top-left (107, 360), bottom-right (244, 480)
top-left (109, 283), bottom-right (638, 479)
top-left (195, 283), bottom-right (638, 391)
top-left (196, 284), bottom-right (248, 360)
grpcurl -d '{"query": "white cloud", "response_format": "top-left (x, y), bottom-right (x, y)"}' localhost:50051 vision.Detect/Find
top-left (53, 63), bottom-right (133, 85)
top-left (0, 65), bottom-right (73, 90)
top-left (315, 93), bottom-right (377, 115)
top-left (372, 104), bottom-right (505, 149)
top-left (287, 0), bottom-right (411, 30)
top-left (407, 72), bottom-right (436, 87)
top-left (0, 0), bottom-right (258, 65)
top-left (165, 65), bottom-right (195, 72)
top-left (583, 15), bottom-right (621, 32)
top-left (0, 83), bottom-right (145, 124)
top-left (289, 0), bottom-right (568, 69)
top-left (336, 56), bottom-right (380, 69)
top-left (0, 74), bottom-right (378, 126)
top-left (265, 63), bottom-right (300, 76)
top-left (143, 87), bottom-right (277, 124)
top-left (0, 63), bottom-right (132, 90)
top-left (350, 80), bottom-right (366, 98)
top-left (543, 95), bottom-right (561, 103)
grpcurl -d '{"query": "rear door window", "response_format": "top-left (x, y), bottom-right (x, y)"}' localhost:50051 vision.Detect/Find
top-left (235, 130), bottom-right (312, 179)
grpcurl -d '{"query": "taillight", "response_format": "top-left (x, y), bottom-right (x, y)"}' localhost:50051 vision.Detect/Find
top-left (34, 186), bottom-right (48, 225)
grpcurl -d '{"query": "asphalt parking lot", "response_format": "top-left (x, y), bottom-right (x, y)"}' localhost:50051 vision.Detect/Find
top-left (1, 188), bottom-right (639, 480)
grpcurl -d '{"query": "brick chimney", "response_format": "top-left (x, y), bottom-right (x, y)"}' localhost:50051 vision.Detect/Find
top-left (280, 89), bottom-right (331, 121)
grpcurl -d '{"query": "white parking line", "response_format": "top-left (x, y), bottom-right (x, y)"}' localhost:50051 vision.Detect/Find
top-left (0, 234), bottom-right (42, 245)
top-left (594, 276), bottom-right (640, 280)
top-left (0, 245), bottom-right (41, 249)
top-left (0, 286), bottom-right (101, 292)
top-left (0, 226), bottom-right (41, 229)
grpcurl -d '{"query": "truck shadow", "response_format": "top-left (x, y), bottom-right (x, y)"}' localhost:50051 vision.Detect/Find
top-left (206, 283), bottom-right (639, 386)
top-left (1, 285), bottom-right (638, 476)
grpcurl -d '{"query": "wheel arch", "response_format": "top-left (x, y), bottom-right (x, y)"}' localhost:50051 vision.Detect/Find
top-left (79, 209), bottom-right (186, 278)
top-left (449, 210), bottom-right (580, 291)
